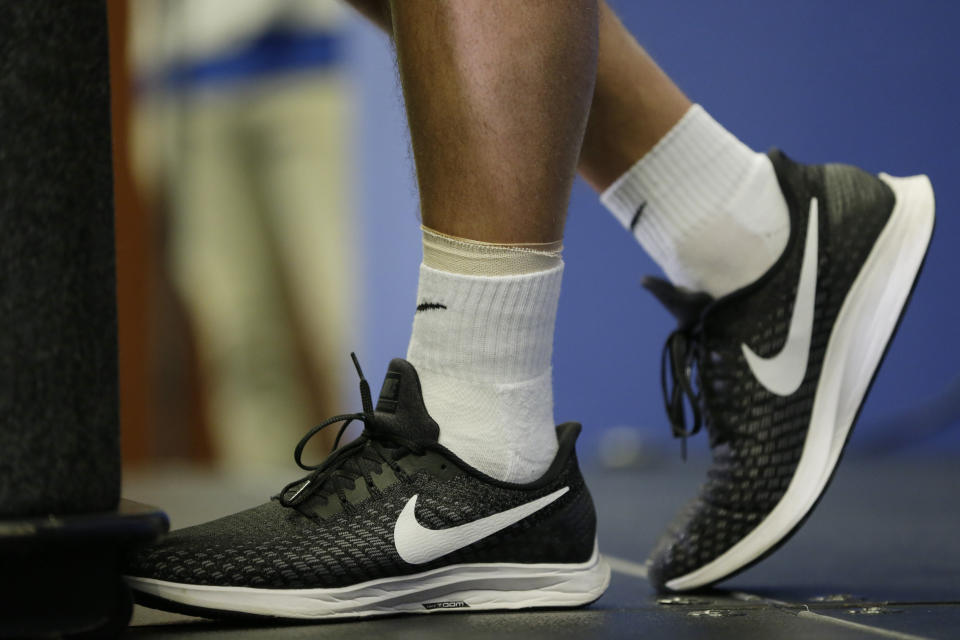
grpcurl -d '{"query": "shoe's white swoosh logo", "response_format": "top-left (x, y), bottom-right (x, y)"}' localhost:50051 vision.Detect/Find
top-left (394, 487), bottom-right (569, 565)
top-left (741, 198), bottom-right (819, 396)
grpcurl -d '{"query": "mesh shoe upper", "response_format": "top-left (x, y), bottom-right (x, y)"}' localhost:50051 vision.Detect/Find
top-left (647, 150), bottom-right (896, 587)
top-left (126, 359), bottom-right (597, 590)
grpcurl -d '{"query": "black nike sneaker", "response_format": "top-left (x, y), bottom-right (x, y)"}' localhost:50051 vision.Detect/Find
top-left (125, 355), bottom-right (609, 619)
top-left (645, 150), bottom-right (935, 591)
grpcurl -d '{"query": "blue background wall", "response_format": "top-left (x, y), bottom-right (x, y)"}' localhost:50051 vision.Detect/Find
top-left (349, 1), bottom-right (960, 459)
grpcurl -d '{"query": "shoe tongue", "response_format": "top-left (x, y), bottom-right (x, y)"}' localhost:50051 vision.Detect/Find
top-left (643, 276), bottom-right (713, 329)
top-left (372, 358), bottom-right (440, 443)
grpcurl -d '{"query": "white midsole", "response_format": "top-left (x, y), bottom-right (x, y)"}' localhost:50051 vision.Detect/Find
top-left (666, 173), bottom-right (935, 591)
top-left (126, 541), bottom-right (610, 619)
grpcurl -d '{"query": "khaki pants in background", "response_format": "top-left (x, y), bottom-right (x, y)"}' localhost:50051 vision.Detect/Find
top-left (139, 73), bottom-right (356, 467)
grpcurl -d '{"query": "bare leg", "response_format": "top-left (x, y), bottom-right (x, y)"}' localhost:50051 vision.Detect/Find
top-left (578, 1), bottom-right (690, 191)
top-left (348, 0), bottom-right (688, 195)
top-left (387, 0), bottom-right (598, 483)
top-left (390, 0), bottom-right (598, 243)
top-left (348, 0), bottom-right (783, 298)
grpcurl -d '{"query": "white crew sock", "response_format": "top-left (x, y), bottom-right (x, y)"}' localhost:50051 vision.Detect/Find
top-left (406, 228), bottom-right (563, 483)
top-left (601, 104), bottom-right (790, 297)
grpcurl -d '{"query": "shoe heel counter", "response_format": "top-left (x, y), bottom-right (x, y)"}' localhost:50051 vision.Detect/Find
top-left (771, 150), bottom-right (896, 264)
top-left (546, 448), bottom-right (599, 563)
top-left (572, 456), bottom-right (601, 560)
top-left (769, 150), bottom-right (895, 232)
top-left (494, 448), bottom-right (598, 564)
top-left (474, 425), bottom-right (598, 565)
top-left (821, 163), bottom-right (896, 235)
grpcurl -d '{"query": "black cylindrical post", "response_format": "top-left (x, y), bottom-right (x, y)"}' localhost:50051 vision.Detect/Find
top-left (0, 1), bottom-right (120, 516)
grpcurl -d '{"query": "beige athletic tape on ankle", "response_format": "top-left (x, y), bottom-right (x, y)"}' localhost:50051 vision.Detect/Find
top-left (422, 226), bottom-right (563, 276)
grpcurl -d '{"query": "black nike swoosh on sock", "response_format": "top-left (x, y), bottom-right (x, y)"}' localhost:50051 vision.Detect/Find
top-left (630, 201), bottom-right (647, 231)
top-left (416, 302), bottom-right (447, 313)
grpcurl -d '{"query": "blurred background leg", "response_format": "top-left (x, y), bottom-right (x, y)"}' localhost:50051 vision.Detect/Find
top-left (126, 0), bottom-right (354, 468)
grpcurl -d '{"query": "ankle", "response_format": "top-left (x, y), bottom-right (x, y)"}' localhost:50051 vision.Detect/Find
top-left (405, 229), bottom-right (563, 483)
top-left (600, 105), bottom-right (789, 297)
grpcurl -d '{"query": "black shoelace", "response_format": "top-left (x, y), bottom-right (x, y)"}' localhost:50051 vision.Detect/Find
top-left (645, 277), bottom-right (715, 460)
top-left (660, 324), bottom-right (706, 460)
top-left (278, 353), bottom-right (425, 509)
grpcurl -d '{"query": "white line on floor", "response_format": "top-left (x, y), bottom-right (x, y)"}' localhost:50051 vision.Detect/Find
top-left (604, 554), bottom-right (933, 640)
top-left (604, 554), bottom-right (648, 579)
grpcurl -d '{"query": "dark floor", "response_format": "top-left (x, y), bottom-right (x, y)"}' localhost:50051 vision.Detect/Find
top-left (123, 455), bottom-right (959, 639)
